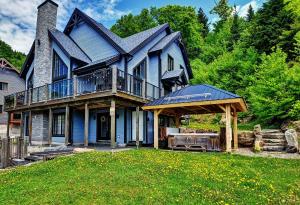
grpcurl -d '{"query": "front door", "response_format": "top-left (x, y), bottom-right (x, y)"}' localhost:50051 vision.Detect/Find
top-left (97, 113), bottom-right (110, 141)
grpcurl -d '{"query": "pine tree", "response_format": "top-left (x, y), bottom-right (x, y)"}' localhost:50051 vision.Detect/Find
top-left (210, 0), bottom-right (233, 30)
top-left (246, 4), bottom-right (255, 22)
top-left (197, 7), bottom-right (209, 37)
top-left (250, 0), bottom-right (294, 56)
top-left (228, 5), bottom-right (240, 51)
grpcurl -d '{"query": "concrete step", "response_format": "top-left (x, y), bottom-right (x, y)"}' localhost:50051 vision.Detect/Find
top-left (262, 129), bottom-right (282, 133)
top-left (262, 133), bottom-right (285, 139)
top-left (262, 138), bottom-right (286, 143)
top-left (263, 142), bottom-right (286, 146)
top-left (262, 145), bottom-right (285, 152)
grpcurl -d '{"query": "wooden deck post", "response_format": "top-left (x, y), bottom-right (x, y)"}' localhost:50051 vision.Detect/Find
top-left (64, 106), bottom-right (70, 145)
top-left (110, 100), bottom-right (116, 148)
top-left (20, 112), bottom-right (24, 138)
top-left (84, 103), bottom-right (89, 147)
top-left (111, 66), bottom-right (117, 94)
top-left (175, 116), bottom-right (181, 128)
top-left (154, 110), bottom-right (159, 149)
top-left (6, 112), bottom-right (11, 138)
top-left (28, 111), bottom-right (32, 145)
top-left (73, 75), bottom-right (77, 98)
top-left (48, 109), bottom-right (52, 145)
top-left (136, 106), bottom-right (140, 148)
top-left (233, 108), bottom-right (238, 150)
top-left (225, 104), bottom-right (232, 152)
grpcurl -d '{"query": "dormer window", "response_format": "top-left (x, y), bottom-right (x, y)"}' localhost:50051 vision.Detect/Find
top-left (52, 50), bottom-right (68, 81)
top-left (168, 55), bottom-right (174, 71)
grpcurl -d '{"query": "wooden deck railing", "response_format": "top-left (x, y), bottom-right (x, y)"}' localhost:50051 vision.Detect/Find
top-left (4, 67), bottom-right (160, 110)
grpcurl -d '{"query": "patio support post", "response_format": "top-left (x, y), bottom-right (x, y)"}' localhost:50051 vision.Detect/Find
top-left (136, 106), bottom-right (140, 148)
top-left (110, 100), bottom-right (116, 148)
top-left (6, 112), bottom-right (11, 138)
top-left (48, 108), bottom-right (52, 145)
top-left (84, 103), bottom-right (89, 147)
top-left (29, 111), bottom-right (32, 145)
top-left (20, 112), bottom-right (24, 138)
top-left (175, 116), bottom-right (181, 128)
top-left (154, 110), bottom-right (159, 149)
top-left (65, 106), bottom-right (70, 145)
top-left (233, 108), bottom-right (238, 150)
top-left (225, 104), bottom-right (232, 152)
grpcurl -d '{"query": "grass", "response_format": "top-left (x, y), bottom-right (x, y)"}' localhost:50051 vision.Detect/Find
top-left (0, 149), bottom-right (299, 204)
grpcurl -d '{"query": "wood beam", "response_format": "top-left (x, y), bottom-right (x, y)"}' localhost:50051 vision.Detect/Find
top-left (84, 103), bottom-right (89, 147)
top-left (154, 110), bottom-right (159, 149)
top-left (218, 105), bottom-right (226, 112)
top-left (233, 109), bottom-right (238, 150)
top-left (225, 104), bottom-right (232, 152)
top-left (110, 100), bottom-right (116, 148)
top-left (198, 105), bottom-right (212, 113)
top-left (175, 116), bottom-right (181, 128)
top-left (48, 109), bottom-right (52, 145)
top-left (20, 112), bottom-right (24, 138)
top-left (64, 106), bottom-right (70, 145)
top-left (136, 106), bottom-right (140, 148)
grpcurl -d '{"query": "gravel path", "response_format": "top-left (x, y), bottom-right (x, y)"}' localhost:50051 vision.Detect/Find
top-left (234, 148), bottom-right (300, 159)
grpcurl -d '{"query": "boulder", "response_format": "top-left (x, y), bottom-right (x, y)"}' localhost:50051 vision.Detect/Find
top-left (253, 124), bottom-right (262, 136)
top-left (285, 129), bottom-right (299, 153)
top-left (238, 131), bottom-right (255, 147)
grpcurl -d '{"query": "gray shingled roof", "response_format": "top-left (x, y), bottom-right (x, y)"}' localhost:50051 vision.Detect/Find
top-left (49, 29), bottom-right (91, 63)
top-left (145, 84), bottom-right (241, 107)
top-left (122, 24), bottom-right (169, 53)
top-left (149, 31), bottom-right (181, 53)
top-left (161, 69), bottom-right (183, 80)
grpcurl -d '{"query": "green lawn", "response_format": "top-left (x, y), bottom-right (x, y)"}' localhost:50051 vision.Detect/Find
top-left (0, 150), bottom-right (299, 204)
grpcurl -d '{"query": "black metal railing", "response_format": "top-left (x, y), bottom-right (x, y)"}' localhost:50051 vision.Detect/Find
top-left (4, 67), bottom-right (161, 110)
top-left (77, 68), bottom-right (112, 95)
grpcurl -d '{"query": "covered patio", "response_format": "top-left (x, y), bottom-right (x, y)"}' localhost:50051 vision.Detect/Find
top-left (142, 84), bottom-right (247, 152)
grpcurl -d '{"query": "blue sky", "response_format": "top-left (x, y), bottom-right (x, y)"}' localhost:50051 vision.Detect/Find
top-left (0, 0), bottom-right (264, 53)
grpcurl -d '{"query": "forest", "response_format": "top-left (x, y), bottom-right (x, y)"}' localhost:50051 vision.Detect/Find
top-left (111, 0), bottom-right (300, 127)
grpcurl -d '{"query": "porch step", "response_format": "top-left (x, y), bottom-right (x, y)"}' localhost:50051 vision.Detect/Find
top-left (262, 145), bottom-right (286, 152)
top-left (97, 140), bottom-right (111, 145)
top-left (261, 133), bottom-right (285, 139)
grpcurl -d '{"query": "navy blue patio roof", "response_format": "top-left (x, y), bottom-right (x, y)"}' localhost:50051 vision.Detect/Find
top-left (143, 84), bottom-right (247, 113)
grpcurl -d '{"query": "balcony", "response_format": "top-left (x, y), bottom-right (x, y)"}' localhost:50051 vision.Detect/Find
top-left (4, 67), bottom-right (160, 111)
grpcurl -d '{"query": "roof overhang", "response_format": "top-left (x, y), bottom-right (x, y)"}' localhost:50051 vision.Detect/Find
top-left (20, 41), bottom-right (35, 79)
top-left (143, 98), bottom-right (247, 116)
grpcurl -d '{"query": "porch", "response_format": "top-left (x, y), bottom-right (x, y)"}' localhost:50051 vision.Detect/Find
top-left (4, 66), bottom-right (160, 112)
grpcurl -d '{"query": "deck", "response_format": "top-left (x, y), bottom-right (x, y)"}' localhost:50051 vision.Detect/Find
top-left (4, 67), bottom-right (160, 112)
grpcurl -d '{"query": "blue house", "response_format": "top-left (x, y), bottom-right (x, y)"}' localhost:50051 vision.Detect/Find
top-left (4, 0), bottom-right (192, 147)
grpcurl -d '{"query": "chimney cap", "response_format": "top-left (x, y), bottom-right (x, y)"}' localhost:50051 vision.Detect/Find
top-left (37, 0), bottom-right (58, 9)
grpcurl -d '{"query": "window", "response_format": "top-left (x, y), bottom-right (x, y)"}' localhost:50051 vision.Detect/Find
top-left (27, 72), bottom-right (34, 90)
top-left (13, 113), bottom-right (21, 120)
top-left (0, 105), bottom-right (2, 113)
top-left (133, 59), bottom-right (146, 79)
top-left (52, 51), bottom-right (68, 81)
top-left (0, 82), bottom-right (8, 90)
top-left (133, 59), bottom-right (146, 96)
top-left (53, 113), bottom-right (65, 137)
top-left (168, 55), bottom-right (174, 71)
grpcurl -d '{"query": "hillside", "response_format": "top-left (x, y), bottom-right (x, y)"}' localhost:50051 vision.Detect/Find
top-left (0, 39), bottom-right (26, 71)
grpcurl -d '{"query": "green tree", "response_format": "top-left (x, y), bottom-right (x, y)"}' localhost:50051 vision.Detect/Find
top-left (246, 4), bottom-right (255, 22)
top-left (248, 49), bottom-right (300, 123)
top-left (228, 5), bottom-right (241, 51)
top-left (249, 0), bottom-right (294, 57)
top-left (197, 7), bottom-right (209, 37)
top-left (0, 39), bottom-right (25, 70)
top-left (111, 14), bottom-right (140, 37)
top-left (210, 0), bottom-right (233, 30)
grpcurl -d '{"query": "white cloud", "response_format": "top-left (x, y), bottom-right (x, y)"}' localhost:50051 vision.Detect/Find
top-left (237, 0), bottom-right (259, 17)
top-left (0, 0), bottom-right (129, 53)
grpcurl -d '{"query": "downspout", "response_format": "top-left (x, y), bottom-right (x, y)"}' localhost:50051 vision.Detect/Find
top-left (158, 52), bottom-right (162, 97)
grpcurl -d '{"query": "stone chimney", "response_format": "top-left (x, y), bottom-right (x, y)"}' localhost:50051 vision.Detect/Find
top-left (34, 0), bottom-right (58, 87)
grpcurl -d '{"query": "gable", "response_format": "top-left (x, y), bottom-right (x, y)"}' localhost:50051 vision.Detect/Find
top-left (69, 22), bottom-right (119, 61)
